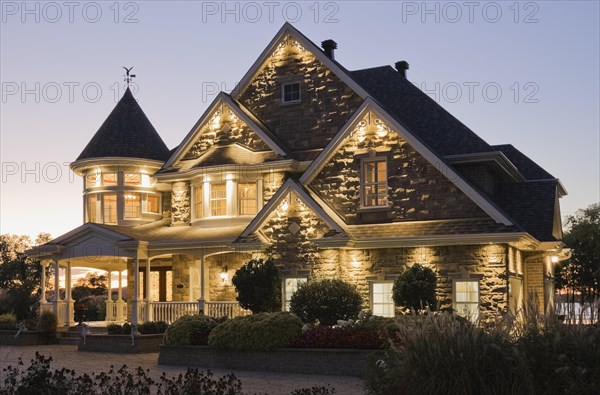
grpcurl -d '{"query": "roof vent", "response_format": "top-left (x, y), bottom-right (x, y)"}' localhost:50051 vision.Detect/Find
top-left (321, 39), bottom-right (337, 60)
top-left (395, 61), bottom-right (409, 78)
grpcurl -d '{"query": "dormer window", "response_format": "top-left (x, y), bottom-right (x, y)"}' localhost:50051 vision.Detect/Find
top-left (361, 157), bottom-right (388, 207)
top-left (191, 179), bottom-right (260, 220)
top-left (282, 82), bottom-right (301, 103)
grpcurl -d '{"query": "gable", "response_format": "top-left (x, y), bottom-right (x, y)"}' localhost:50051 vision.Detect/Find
top-left (235, 26), bottom-right (364, 154)
top-left (163, 93), bottom-right (286, 170)
top-left (301, 99), bottom-right (513, 226)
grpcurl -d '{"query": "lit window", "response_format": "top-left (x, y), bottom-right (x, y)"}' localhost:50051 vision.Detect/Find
top-left (86, 194), bottom-right (101, 223)
top-left (283, 277), bottom-right (307, 311)
top-left (238, 183), bottom-right (257, 215)
top-left (361, 158), bottom-right (388, 207)
top-left (454, 280), bottom-right (479, 322)
top-left (124, 173), bottom-right (141, 185)
top-left (102, 173), bottom-right (117, 186)
top-left (103, 193), bottom-right (117, 224)
top-left (85, 173), bottom-right (100, 188)
top-left (371, 282), bottom-right (395, 317)
top-left (210, 183), bottom-right (227, 216)
top-left (282, 82), bottom-right (300, 103)
top-left (144, 194), bottom-right (160, 214)
top-left (193, 185), bottom-right (203, 219)
top-left (124, 193), bottom-right (141, 218)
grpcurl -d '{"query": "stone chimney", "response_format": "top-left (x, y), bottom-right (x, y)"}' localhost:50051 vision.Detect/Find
top-left (321, 39), bottom-right (337, 60)
top-left (395, 61), bottom-right (409, 78)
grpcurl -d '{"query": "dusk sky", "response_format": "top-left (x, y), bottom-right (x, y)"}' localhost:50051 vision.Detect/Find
top-left (1, 0), bottom-right (599, 241)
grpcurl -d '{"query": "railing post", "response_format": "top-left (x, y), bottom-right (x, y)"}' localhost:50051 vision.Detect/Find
top-left (198, 299), bottom-right (205, 315)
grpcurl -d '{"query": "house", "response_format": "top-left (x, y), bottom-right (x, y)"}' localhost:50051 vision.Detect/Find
top-left (29, 23), bottom-right (569, 327)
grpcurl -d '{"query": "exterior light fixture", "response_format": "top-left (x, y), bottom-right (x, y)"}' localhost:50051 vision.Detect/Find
top-left (220, 266), bottom-right (229, 283)
top-left (551, 256), bottom-right (559, 263)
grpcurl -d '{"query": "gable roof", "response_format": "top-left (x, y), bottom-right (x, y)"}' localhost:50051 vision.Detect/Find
top-left (163, 92), bottom-right (287, 169)
top-left (240, 178), bottom-right (343, 239)
top-left (491, 144), bottom-right (554, 180)
top-left (300, 98), bottom-right (514, 226)
top-left (76, 88), bottom-right (170, 162)
top-left (232, 22), bottom-right (370, 101)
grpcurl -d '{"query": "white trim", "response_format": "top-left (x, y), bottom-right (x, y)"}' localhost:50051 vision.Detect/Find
top-left (232, 22), bottom-right (370, 101)
top-left (299, 98), bottom-right (513, 226)
top-left (163, 93), bottom-right (286, 169)
top-left (281, 82), bottom-right (301, 104)
top-left (240, 178), bottom-right (343, 238)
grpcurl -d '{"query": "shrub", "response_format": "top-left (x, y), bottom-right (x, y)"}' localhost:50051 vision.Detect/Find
top-left (208, 312), bottom-right (302, 351)
top-left (0, 312), bottom-right (17, 330)
top-left (121, 322), bottom-right (132, 335)
top-left (164, 315), bottom-right (218, 346)
top-left (36, 311), bottom-right (57, 343)
top-left (232, 258), bottom-right (281, 313)
top-left (138, 321), bottom-right (169, 334)
top-left (291, 326), bottom-right (387, 350)
top-left (290, 386), bottom-right (335, 395)
top-left (106, 323), bottom-right (123, 335)
top-left (392, 264), bottom-right (437, 311)
top-left (290, 279), bottom-right (362, 326)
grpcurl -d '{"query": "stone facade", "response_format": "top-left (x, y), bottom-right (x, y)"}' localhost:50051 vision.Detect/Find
top-left (309, 111), bottom-right (486, 224)
top-left (171, 254), bottom-right (192, 302)
top-left (207, 252), bottom-right (251, 301)
top-left (171, 181), bottom-right (190, 225)
top-left (239, 35), bottom-right (363, 152)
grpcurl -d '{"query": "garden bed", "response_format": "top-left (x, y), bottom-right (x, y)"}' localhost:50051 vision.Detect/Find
top-left (78, 334), bottom-right (164, 353)
top-left (158, 345), bottom-right (384, 377)
top-left (0, 330), bottom-right (45, 346)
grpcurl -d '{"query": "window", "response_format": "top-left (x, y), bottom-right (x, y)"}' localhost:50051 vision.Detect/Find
top-left (193, 185), bottom-right (203, 219)
top-left (454, 280), bottom-right (480, 322)
top-left (371, 282), bottom-right (395, 317)
top-left (124, 193), bottom-right (141, 218)
top-left (283, 277), bottom-right (307, 311)
top-left (282, 82), bottom-right (300, 103)
top-left (86, 194), bottom-right (101, 223)
top-left (144, 194), bottom-right (160, 214)
top-left (238, 183), bottom-right (257, 215)
top-left (361, 158), bottom-right (388, 207)
top-left (102, 173), bottom-right (117, 186)
top-left (85, 173), bottom-right (100, 188)
top-left (103, 193), bottom-right (117, 224)
top-left (124, 173), bottom-right (141, 185)
top-left (210, 183), bottom-right (227, 216)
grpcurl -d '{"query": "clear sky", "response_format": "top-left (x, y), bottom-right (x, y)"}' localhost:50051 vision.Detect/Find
top-left (1, 0), bottom-right (599, 240)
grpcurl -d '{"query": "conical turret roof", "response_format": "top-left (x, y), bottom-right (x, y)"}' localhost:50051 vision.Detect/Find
top-left (76, 88), bottom-right (170, 161)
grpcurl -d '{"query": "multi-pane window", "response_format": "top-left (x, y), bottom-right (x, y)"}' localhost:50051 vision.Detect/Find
top-left (362, 158), bottom-right (388, 207)
top-left (124, 193), bottom-right (141, 218)
top-left (85, 173), bottom-right (100, 188)
top-left (193, 185), bottom-right (203, 219)
top-left (103, 194), bottom-right (117, 224)
top-left (102, 173), bottom-right (117, 186)
top-left (238, 183), bottom-right (257, 215)
top-left (86, 194), bottom-right (101, 223)
top-left (371, 282), bottom-right (395, 317)
top-left (144, 194), bottom-right (160, 214)
top-left (124, 173), bottom-right (141, 185)
top-left (210, 183), bottom-right (227, 216)
top-left (282, 82), bottom-right (300, 103)
top-left (454, 280), bottom-right (480, 322)
top-left (283, 277), bottom-right (307, 311)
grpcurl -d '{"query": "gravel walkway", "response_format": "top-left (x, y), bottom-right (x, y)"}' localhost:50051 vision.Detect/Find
top-left (0, 345), bottom-right (364, 394)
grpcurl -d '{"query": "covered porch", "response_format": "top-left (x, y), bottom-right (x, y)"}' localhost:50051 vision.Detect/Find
top-left (31, 223), bottom-right (252, 327)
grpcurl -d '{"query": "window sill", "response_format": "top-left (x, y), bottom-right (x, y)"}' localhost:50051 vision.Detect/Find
top-left (357, 204), bottom-right (392, 213)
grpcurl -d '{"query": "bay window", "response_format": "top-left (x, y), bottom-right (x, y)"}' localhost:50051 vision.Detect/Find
top-left (124, 193), bottom-right (141, 218)
top-left (143, 194), bottom-right (160, 214)
top-left (86, 194), bottom-right (101, 223)
top-left (210, 183), bottom-right (227, 216)
top-left (103, 194), bottom-right (117, 224)
top-left (238, 183), bottom-right (257, 215)
top-left (193, 185), bottom-right (203, 219)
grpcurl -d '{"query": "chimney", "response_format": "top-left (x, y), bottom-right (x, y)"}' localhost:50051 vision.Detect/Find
top-left (395, 61), bottom-right (409, 78)
top-left (321, 39), bottom-right (337, 60)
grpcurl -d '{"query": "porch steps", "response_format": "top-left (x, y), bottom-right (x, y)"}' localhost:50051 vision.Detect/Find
top-left (58, 325), bottom-right (107, 345)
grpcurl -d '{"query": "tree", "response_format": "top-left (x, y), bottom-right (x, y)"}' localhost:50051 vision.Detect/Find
top-left (232, 258), bottom-right (281, 313)
top-left (392, 263), bottom-right (437, 311)
top-left (0, 233), bottom-right (51, 320)
top-left (555, 203), bottom-right (600, 304)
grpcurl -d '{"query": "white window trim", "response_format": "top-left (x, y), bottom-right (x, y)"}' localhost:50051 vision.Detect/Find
top-left (209, 182), bottom-right (228, 217)
top-left (123, 192), bottom-right (142, 219)
top-left (281, 82), bottom-right (301, 104)
top-left (370, 281), bottom-right (395, 317)
top-left (237, 181), bottom-right (259, 216)
top-left (452, 277), bottom-right (481, 322)
top-left (360, 157), bottom-right (389, 208)
top-left (282, 276), bottom-right (307, 311)
top-left (191, 184), bottom-right (203, 220)
top-left (102, 193), bottom-right (118, 224)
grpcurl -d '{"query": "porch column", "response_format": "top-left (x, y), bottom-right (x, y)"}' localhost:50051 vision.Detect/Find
top-left (118, 270), bottom-right (123, 301)
top-left (196, 255), bottom-right (207, 314)
top-left (40, 261), bottom-right (47, 303)
top-left (106, 270), bottom-right (114, 322)
top-left (116, 270), bottom-right (125, 323)
top-left (131, 257), bottom-right (140, 327)
top-left (52, 259), bottom-right (60, 320)
top-left (65, 261), bottom-right (74, 326)
top-left (145, 259), bottom-right (152, 322)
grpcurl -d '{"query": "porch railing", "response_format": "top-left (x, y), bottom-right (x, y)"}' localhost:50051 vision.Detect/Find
top-left (205, 301), bottom-right (251, 319)
top-left (105, 300), bottom-right (127, 323)
top-left (143, 301), bottom-right (250, 324)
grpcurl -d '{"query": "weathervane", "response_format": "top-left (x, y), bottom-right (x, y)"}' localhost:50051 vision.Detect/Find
top-left (123, 66), bottom-right (136, 87)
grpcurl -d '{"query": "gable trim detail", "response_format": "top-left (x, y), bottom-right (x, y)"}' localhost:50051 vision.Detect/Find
top-left (163, 92), bottom-right (287, 169)
top-left (232, 22), bottom-right (370, 102)
top-left (299, 98), bottom-right (514, 226)
top-left (240, 178), bottom-right (343, 238)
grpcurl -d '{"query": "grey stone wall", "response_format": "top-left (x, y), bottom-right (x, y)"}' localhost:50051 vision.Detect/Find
top-left (171, 181), bottom-right (190, 225)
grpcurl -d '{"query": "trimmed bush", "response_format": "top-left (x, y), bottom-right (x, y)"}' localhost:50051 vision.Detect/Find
top-left (290, 279), bottom-right (362, 326)
top-left (232, 258), bottom-right (281, 313)
top-left (36, 311), bottom-right (57, 343)
top-left (164, 315), bottom-right (218, 346)
top-left (0, 312), bottom-right (17, 330)
top-left (291, 326), bottom-right (387, 350)
top-left (139, 321), bottom-right (168, 334)
top-left (392, 264), bottom-right (437, 311)
top-left (208, 312), bottom-right (302, 351)
top-left (106, 323), bottom-right (123, 335)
